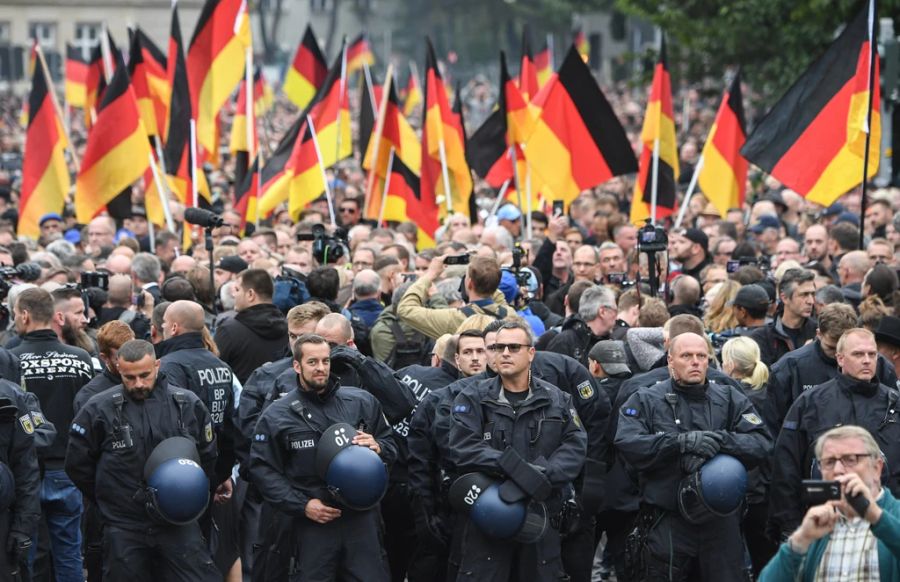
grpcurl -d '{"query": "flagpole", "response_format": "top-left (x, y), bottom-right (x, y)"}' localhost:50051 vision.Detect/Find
top-left (100, 23), bottom-right (114, 84)
top-left (148, 151), bottom-right (176, 233)
top-left (34, 45), bottom-right (80, 173)
top-left (362, 63), bottom-right (394, 217)
top-left (490, 179), bottom-right (512, 218)
top-left (307, 116), bottom-right (337, 228)
top-left (362, 62), bottom-right (378, 117)
top-left (377, 147), bottom-right (395, 227)
top-left (674, 155), bottom-right (704, 229)
top-left (525, 162), bottom-right (533, 239)
top-left (244, 47), bottom-right (254, 160)
top-left (438, 140), bottom-right (454, 214)
top-left (649, 136), bottom-right (660, 225)
top-left (858, 0), bottom-right (878, 250)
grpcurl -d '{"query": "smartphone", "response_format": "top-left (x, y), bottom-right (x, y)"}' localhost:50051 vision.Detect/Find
top-left (552, 200), bottom-right (565, 217)
top-left (444, 254), bottom-right (471, 266)
top-left (801, 480), bottom-right (841, 505)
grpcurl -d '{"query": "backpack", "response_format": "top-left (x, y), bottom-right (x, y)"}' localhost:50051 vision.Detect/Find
top-left (386, 320), bottom-right (433, 370)
top-left (458, 303), bottom-right (509, 320)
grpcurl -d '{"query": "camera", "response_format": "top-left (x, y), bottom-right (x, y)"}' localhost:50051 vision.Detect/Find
top-left (606, 272), bottom-right (632, 287)
top-left (726, 256), bottom-right (770, 274)
top-left (81, 271), bottom-right (109, 291)
top-left (444, 254), bottom-right (470, 266)
top-left (297, 224), bottom-right (348, 265)
top-left (637, 222), bottom-right (668, 254)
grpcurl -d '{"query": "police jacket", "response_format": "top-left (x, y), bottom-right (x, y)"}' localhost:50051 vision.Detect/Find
top-left (545, 315), bottom-right (606, 367)
top-left (330, 345), bottom-right (417, 424)
top-left (157, 332), bottom-right (236, 483)
top-left (597, 375), bottom-right (640, 512)
top-left (750, 315), bottom-right (817, 368)
top-left (0, 347), bottom-right (19, 384)
top-left (65, 377), bottom-right (217, 530)
top-left (614, 378), bottom-right (772, 512)
top-left (0, 380), bottom-right (40, 538)
top-left (74, 367), bottom-right (120, 412)
top-left (448, 375), bottom-right (588, 500)
top-left (768, 374), bottom-right (900, 536)
top-left (235, 356), bottom-right (293, 474)
top-left (767, 339), bottom-right (898, 431)
top-left (11, 329), bottom-right (94, 469)
top-left (248, 376), bottom-right (397, 517)
top-left (213, 302), bottom-right (289, 384)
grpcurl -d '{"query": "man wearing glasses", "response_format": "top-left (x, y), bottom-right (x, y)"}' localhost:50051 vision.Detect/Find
top-left (769, 328), bottom-right (900, 543)
top-left (761, 425), bottom-right (900, 581)
top-left (448, 320), bottom-right (587, 581)
top-left (338, 198), bottom-right (362, 228)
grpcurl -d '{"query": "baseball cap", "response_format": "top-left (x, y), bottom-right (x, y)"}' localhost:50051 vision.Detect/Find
top-left (496, 205), bottom-right (522, 222)
top-left (216, 255), bottom-right (248, 274)
top-left (749, 215), bottom-right (780, 234)
top-left (588, 340), bottom-right (631, 376)
top-left (39, 212), bottom-right (63, 226)
top-left (834, 212), bottom-right (860, 226)
top-left (820, 203), bottom-right (844, 218)
top-left (682, 228), bottom-right (709, 252)
top-left (728, 284), bottom-right (771, 310)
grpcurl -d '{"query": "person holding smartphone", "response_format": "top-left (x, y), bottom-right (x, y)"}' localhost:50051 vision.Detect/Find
top-left (760, 425), bottom-right (900, 581)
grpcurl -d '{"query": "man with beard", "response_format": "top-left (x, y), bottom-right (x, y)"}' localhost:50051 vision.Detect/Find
top-left (249, 334), bottom-right (396, 581)
top-left (52, 286), bottom-right (98, 360)
top-left (66, 340), bottom-right (218, 581)
top-left (11, 288), bottom-right (94, 582)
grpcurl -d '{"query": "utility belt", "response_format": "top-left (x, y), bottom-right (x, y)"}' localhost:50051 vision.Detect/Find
top-left (623, 504), bottom-right (666, 581)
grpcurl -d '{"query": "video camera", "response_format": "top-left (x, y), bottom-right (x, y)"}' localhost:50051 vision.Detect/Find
top-left (296, 223), bottom-right (349, 265)
top-left (510, 243), bottom-right (530, 287)
top-left (637, 222), bottom-right (668, 254)
top-left (726, 256), bottom-right (770, 274)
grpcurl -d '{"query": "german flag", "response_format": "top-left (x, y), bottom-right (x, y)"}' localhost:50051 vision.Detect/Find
top-left (233, 155), bottom-right (259, 232)
top-left (359, 68), bottom-right (382, 161)
top-left (525, 45), bottom-right (636, 209)
top-left (574, 28), bottom-right (589, 62)
top-left (283, 24), bottom-right (327, 110)
top-left (384, 155), bottom-right (438, 247)
top-left (18, 41), bottom-right (37, 127)
top-left (253, 69), bottom-right (274, 115)
top-left (128, 28), bottom-right (170, 139)
top-left (402, 63), bottom-right (423, 117)
top-left (164, 2), bottom-right (209, 207)
top-left (630, 38), bottom-right (679, 224)
top-left (287, 49), bottom-right (352, 218)
top-left (187, 0), bottom-right (251, 160)
top-left (75, 54), bottom-right (151, 223)
top-left (229, 71), bottom-right (259, 186)
top-left (363, 79), bottom-right (421, 221)
top-left (20, 55), bottom-right (70, 239)
top-left (534, 40), bottom-right (553, 89)
top-left (256, 110), bottom-right (305, 217)
top-left (347, 33), bottom-right (374, 73)
top-left (83, 43), bottom-right (105, 127)
top-left (741, 3), bottom-right (879, 207)
top-left (65, 44), bottom-right (89, 108)
top-left (519, 28), bottom-right (539, 102)
top-left (468, 108), bottom-right (513, 189)
top-left (698, 70), bottom-right (748, 217)
top-left (421, 38), bottom-right (472, 216)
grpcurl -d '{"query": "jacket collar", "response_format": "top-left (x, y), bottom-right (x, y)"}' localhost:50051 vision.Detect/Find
top-left (155, 332), bottom-right (205, 357)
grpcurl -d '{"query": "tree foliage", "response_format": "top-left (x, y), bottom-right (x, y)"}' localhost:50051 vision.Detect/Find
top-left (614, 0), bottom-right (899, 103)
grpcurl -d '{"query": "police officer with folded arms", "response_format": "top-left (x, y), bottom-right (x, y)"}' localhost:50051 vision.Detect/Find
top-left (615, 332), bottom-right (772, 581)
top-left (65, 340), bottom-right (219, 581)
top-left (448, 320), bottom-right (588, 581)
top-left (249, 333), bottom-right (396, 581)
top-left (0, 378), bottom-right (40, 581)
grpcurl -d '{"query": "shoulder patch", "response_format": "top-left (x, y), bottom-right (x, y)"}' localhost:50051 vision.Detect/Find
top-left (453, 404), bottom-right (469, 414)
top-left (742, 413), bottom-right (762, 425)
top-left (253, 433), bottom-right (267, 442)
top-left (31, 412), bottom-right (45, 427)
top-left (622, 407), bottom-right (639, 418)
top-left (783, 420), bottom-right (798, 431)
top-left (204, 422), bottom-right (214, 443)
top-left (570, 408), bottom-right (583, 429)
top-left (576, 381), bottom-right (594, 400)
top-left (71, 422), bottom-right (86, 436)
top-left (18, 414), bottom-right (33, 435)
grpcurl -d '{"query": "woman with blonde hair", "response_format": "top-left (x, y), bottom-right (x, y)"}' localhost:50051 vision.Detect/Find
top-left (703, 280), bottom-right (742, 333)
top-left (721, 335), bottom-right (774, 575)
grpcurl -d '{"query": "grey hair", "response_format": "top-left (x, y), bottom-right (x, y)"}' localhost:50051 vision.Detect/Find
top-left (483, 226), bottom-right (514, 251)
top-left (814, 425), bottom-right (882, 462)
top-left (579, 285), bottom-right (617, 322)
top-left (352, 270), bottom-right (382, 298)
top-left (220, 281), bottom-right (236, 311)
top-left (436, 277), bottom-right (463, 305)
top-left (46, 239), bottom-right (77, 260)
top-left (494, 319), bottom-right (536, 346)
top-left (132, 253), bottom-right (161, 284)
top-left (815, 284), bottom-right (846, 306)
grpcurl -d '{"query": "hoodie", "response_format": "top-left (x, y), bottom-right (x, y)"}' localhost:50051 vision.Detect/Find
top-left (213, 302), bottom-right (289, 383)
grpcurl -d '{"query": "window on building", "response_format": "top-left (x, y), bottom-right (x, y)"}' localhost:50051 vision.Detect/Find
top-left (0, 22), bottom-right (11, 45)
top-left (310, 0), bottom-right (330, 13)
top-left (28, 22), bottom-right (57, 50)
top-left (73, 22), bottom-right (101, 61)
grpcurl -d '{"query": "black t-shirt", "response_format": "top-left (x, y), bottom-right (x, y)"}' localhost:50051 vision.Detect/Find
top-left (782, 323), bottom-right (803, 350)
top-left (503, 388), bottom-right (529, 406)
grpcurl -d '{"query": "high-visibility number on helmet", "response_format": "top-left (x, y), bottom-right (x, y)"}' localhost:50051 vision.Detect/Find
top-left (333, 426), bottom-right (350, 447)
top-left (177, 459), bottom-right (200, 468)
top-left (464, 485), bottom-right (482, 506)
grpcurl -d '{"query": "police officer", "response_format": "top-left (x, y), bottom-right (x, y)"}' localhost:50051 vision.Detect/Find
top-left (65, 340), bottom-right (218, 581)
top-left (0, 378), bottom-right (40, 581)
top-left (157, 300), bottom-right (236, 487)
top-left (767, 303), bottom-right (898, 431)
top-left (769, 328), bottom-right (900, 540)
top-left (448, 320), bottom-right (588, 581)
top-left (74, 321), bottom-right (135, 413)
top-left (249, 333), bottom-right (397, 581)
top-left (614, 333), bottom-right (771, 580)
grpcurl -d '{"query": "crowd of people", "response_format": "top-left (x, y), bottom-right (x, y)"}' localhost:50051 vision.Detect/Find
top-left (0, 59), bottom-right (896, 582)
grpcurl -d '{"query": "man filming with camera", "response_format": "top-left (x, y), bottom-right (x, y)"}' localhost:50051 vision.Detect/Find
top-left (760, 425), bottom-right (900, 581)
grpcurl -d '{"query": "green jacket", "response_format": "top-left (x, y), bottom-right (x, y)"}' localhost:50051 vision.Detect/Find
top-left (759, 489), bottom-right (900, 582)
top-left (396, 273), bottom-right (513, 340)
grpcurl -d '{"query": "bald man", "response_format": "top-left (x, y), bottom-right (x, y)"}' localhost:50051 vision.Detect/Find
top-left (104, 253), bottom-right (133, 276)
top-left (157, 300), bottom-right (236, 488)
top-left (99, 274), bottom-right (135, 325)
top-left (88, 216), bottom-right (116, 257)
top-left (615, 332), bottom-right (771, 581)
